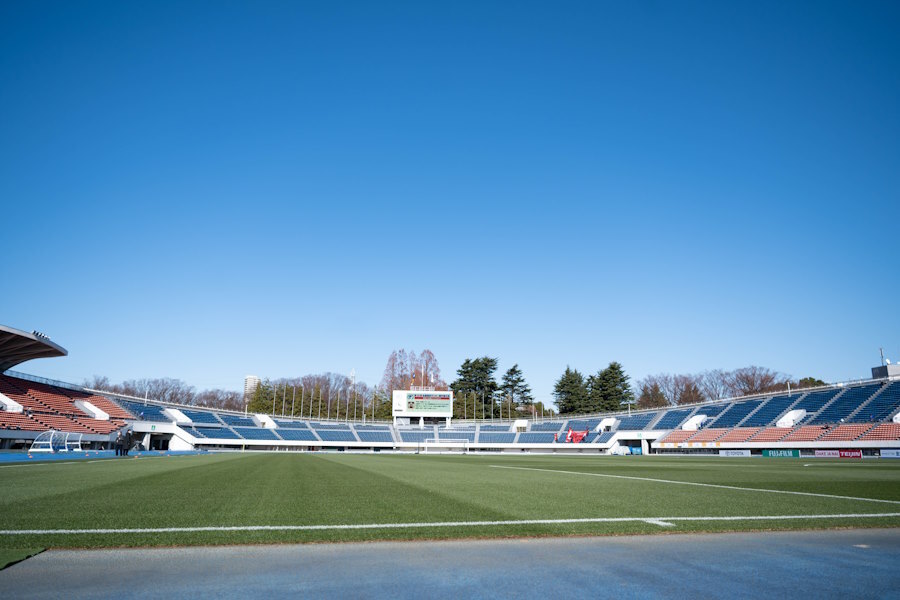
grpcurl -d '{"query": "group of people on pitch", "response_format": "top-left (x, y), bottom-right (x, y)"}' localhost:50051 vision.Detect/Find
top-left (114, 430), bottom-right (134, 456)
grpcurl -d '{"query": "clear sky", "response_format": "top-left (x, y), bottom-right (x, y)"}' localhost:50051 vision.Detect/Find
top-left (2, 1), bottom-right (898, 404)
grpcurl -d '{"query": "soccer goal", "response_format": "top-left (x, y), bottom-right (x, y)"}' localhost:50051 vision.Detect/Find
top-left (29, 429), bottom-right (83, 453)
top-left (423, 438), bottom-right (469, 454)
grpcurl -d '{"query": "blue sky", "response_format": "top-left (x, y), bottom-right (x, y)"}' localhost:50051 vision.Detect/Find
top-left (2, 1), bottom-right (898, 403)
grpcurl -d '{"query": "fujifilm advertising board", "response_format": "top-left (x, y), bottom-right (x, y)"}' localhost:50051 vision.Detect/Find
top-left (392, 390), bottom-right (453, 418)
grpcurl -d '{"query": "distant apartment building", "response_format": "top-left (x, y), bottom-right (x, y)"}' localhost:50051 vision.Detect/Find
top-left (243, 375), bottom-right (261, 400)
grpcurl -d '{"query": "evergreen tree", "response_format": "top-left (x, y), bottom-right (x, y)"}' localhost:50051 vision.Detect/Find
top-left (500, 364), bottom-right (534, 410)
top-left (450, 357), bottom-right (500, 418)
top-left (553, 367), bottom-right (588, 414)
top-left (589, 362), bottom-right (635, 412)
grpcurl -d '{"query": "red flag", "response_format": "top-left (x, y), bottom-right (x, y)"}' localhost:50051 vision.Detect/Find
top-left (566, 428), bottom-right (573, 442)
top-left (570, 429), bottom-right (589, 443)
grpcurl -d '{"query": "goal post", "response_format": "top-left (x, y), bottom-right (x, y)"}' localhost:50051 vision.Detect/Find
top-left (423, 438), bottom-right (469, 454)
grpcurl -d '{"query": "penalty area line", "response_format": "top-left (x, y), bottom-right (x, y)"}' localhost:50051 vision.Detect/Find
top-left (1, 513), bottom-right (900, 535)
top-left (489, 465), bottom-right (900, 506)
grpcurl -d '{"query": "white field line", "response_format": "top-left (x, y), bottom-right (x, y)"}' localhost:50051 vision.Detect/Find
top-left (1, 513), bottom-right (899, 536)
top-left (489, 465), bottom-right (900, 505)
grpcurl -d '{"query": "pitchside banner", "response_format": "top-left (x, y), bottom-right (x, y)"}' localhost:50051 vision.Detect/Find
top-left (719, 449), bottom-right (751, 457)
top-left (881, 449), bottom-right (900, 458)
top-left (763, 449), bottom-right (800, 458)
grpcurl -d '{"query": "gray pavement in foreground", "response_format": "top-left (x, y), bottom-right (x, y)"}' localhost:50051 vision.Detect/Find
top-left (2, 529), bottom-right (899, 599)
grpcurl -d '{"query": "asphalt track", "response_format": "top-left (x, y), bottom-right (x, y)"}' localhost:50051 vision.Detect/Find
top-left (2, 529), bottom-right (899, 599)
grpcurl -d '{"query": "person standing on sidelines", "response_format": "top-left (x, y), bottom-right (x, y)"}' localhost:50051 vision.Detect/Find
top-left (114, 431), bottom-right (123, 456)
top-left (123, 430), bottom-right (133, 456)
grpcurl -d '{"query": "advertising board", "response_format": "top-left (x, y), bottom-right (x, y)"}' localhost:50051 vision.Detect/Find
top-left (763, 449), bottom-right (800, 458)
top-left (881, 449), bottom-right (900, 458)
top-left (719, 449), bottom-right (751, 457)
top-left (838, 449), bottom-right (862, 459)
top-left (814, 450), bottom-right (840, 458)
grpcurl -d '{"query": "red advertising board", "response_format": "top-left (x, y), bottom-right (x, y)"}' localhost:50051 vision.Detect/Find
top-left (839, 449), bottom-right (862, 459)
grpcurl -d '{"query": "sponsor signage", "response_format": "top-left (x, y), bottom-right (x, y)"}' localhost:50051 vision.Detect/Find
top-left (881, 449), bottom-right (900, 458)
top-left (763, 449), bottom-right (800, 458)
top-left (839, 449), bottom-right (862, 459)
top-left (719, 449), bottom-right (751, 457)
top-left (815, 450), bottom-right (840, 458)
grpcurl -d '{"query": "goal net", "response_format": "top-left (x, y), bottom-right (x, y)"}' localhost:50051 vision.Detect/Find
top-left (423, 438), bottom-right (469, 454)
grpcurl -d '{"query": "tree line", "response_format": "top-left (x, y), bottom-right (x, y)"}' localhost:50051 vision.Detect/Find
top-left (83, 376), bottom-right (244, 412)
top-left (634, 367), bottom-right (825, 409)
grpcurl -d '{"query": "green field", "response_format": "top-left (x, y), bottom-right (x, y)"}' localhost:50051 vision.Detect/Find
top-left (1, 453), bottom-right (899, 550)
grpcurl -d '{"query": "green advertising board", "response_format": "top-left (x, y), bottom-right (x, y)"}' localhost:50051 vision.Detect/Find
top-left (763, 449), bottom-right (800, 458)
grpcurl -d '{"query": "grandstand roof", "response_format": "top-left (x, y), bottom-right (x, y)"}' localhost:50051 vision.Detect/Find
top-left (0, 324), bottom-right (67, 372)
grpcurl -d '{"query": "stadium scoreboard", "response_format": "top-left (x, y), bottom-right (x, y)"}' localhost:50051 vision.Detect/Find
top-left (392, 390), bottom-right (453, 418)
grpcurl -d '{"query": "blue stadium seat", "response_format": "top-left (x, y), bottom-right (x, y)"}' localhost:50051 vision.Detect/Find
top-left (357, 431), bottom-right (394, 442)
top-left (315, 429), bottom-right (357, 442)
top-left (275, 419), bottom-right (309, 429)
top-left (517, 432), bottom-right (556, 443)
top-left (480, 425), bottom-right (512, 432)
top-left (276, 429), bottom-right (318, 441)
top-left (596, 431), bottom-right (615, 443)
top-left (851, 381), bottom-right (900, 423)
top-left (709, 400), bottom-right (762, 428)
top-left (793, 389), bottom-right (841, 416)
top-left (115, 399), bottom-right (170, 422)
top-left (399, 431), bottom-right (433, 443)
top-left (615, 412), bottom-right (657, 430)
top-left (438, 430), bottom-right (476, 442)
top-left (234, 427), bottom-right (280, 440)
top-left (478, 433), bottom-right (516, 443)
top-left (219, 414), bottom-right (258, 427)
top-left (310, 422), bottom-right (352, 430)
top-left (191, 426), bottom-right (242, 440)
top-left (652, 409), bottom-right (693, 430)
top-left (741, 394), bottom-right (799, 427)
top-left (181, 409), bottom-right (222, 425)
top-left (530, 422), bottom-right (564, 431)
top-left (810, 383), bottom-right (883, 424)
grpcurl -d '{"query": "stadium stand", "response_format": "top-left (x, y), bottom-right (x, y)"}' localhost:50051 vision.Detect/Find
top-left (567, 419), bottom-right (601, 431)
top-left (275, 429), bottom-right (319, 442)
top-left (817, 424), bottom-right (873, 442)
top-left (357, 431), bottom-right (394, 443)
top-left (354, 424), bottom-right (390, 430)
top-left (694, 404), bottom-right (727, 418)
top-left (657, 430), bottom-right (695, 444)
top-left (595, 431), bottom-right (616, 443)
top-left (218, 414), bottom-right (258, 427)
top-left (399, 431), bottom-right (433, 443)
top-left (274, 419), bottom-right (310, 429)
top-left (792, 388), bottom-right (841, 417)
top-left (0, 411), bottom-right (43, 431)
top-left (114, 399), bottom-right (170, 422)
top-left (741, 394), bottom-right (799, 427)
top-left (615, 412), bottom-right (657, 430)
top-left (652, 409), bottom-right (694, 430)
top-left (717, 427), bottom-right (760, 443)
top-left (190, 427), bottom-right (242, 440)
top-left (859, 423), bottom-right (900, 441)
top-left (781, 425), bottom-right (828, 442)
top-left (315, 429), bottom-right (357, 442)
top-left (181, 409), bottom-right (222, 425)
top-left (530, 422), bottom-right (564, 431)
top-left (310, 422), bottom-right (352, 430)
top-left (234, 427), bottom-right (280, 440)
top-left (480, 425), bottom-right (512, 432)
top-left (438, 430), bottom-right (476, 442)
top-left (686, 428), bottom-right (727, 442)
top-left (810, 383), bottom-right (883, 424)
top-left (709, 400), bottom-right (762, 428)
top-left (517, 432), bottom-right (556, 443)
top-left (750, 427), bottom-right (791, 442)
top-left (1, 376), bottom-right (85, 416)
top-left (851, 381), bottom-right (900, 423)
top-left (478, 432), bottom-right (515, 443)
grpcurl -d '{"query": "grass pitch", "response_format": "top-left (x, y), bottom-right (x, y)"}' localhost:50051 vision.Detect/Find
top-left (0, 452), bottom-right (898, 549)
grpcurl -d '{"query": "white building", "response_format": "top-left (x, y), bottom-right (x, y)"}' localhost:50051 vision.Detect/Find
top-left (243, 375), bottom-right (261, 400)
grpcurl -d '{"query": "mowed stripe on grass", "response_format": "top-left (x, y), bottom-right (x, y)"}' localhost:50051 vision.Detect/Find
top-left (0, 453), bottom-right (898, 548)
